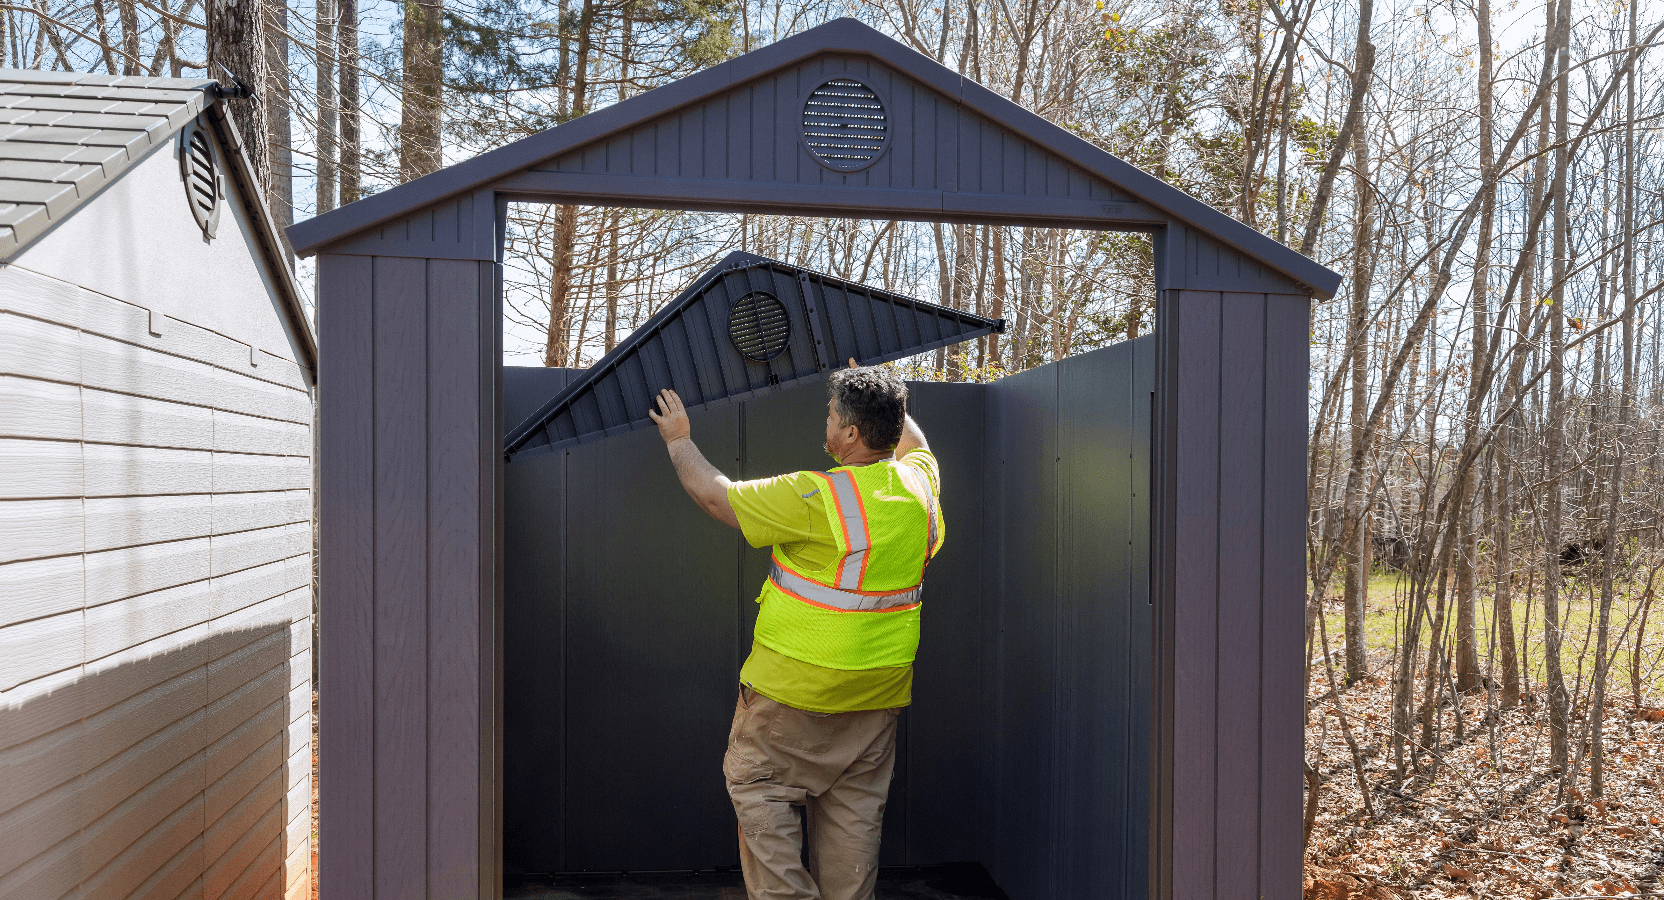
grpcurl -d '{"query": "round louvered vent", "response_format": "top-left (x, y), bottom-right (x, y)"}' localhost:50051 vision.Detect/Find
top-left (178, 121), bottom-right (222, 239)
top-left (728, 291), bottom-right (791, 362)
top-left (802, 78), bottom-right (888, 172)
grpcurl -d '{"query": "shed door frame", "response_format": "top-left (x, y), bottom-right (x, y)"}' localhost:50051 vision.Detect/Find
top-left (314, 190), bottom-right (1309, 900)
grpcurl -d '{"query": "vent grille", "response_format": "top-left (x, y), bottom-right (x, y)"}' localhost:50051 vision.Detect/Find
top-left (728, 291), bottom-right (791, 361)
top-left (179, 122), bottom-right (222, 238)
top-left (802, 79), bottom-right (887, 171)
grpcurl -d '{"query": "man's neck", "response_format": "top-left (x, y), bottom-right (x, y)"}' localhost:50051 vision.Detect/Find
top-left (836, 447), bottom-right (894, 468)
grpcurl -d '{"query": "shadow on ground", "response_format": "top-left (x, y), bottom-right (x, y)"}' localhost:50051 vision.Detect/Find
top-left (505, 863), bottom-right (1011, 899)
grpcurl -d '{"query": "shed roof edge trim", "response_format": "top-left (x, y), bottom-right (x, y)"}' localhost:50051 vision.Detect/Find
top-left (286, 18), bottom-right (1340, 297)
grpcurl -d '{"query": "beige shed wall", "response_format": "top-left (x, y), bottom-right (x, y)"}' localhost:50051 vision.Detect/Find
top-left (0, 124), bottom-right (313, 900)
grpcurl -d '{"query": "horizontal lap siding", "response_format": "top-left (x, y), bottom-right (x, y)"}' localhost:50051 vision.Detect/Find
top-left (0, 257), bottom-right (313, 900)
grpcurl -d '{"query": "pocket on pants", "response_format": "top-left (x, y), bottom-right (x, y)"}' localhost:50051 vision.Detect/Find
top-left (768, 704), bottom-right (855, 755)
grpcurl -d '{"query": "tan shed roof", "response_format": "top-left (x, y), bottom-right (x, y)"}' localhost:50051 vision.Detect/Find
top-left (0, 69), bottom-right (215, 259)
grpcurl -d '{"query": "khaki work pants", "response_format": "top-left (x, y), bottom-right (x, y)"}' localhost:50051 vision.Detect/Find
top-left (723, 685), bottom-right (900, 900)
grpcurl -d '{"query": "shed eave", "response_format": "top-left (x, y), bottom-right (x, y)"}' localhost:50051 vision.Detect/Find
top-left (286, 17), bottom-right (1341, 299)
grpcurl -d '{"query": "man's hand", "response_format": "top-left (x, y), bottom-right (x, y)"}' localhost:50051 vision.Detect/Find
top-left (649, 388), bottom-right (739, 529)
top-left (649, 389), bottom-right (692, 444)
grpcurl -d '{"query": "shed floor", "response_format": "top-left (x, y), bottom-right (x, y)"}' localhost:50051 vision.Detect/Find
top-left (505, 863), bottom-right (1010, 899)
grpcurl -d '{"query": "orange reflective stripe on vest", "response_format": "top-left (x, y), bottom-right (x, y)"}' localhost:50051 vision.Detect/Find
top-left (769, 557), bottom-right (922, 612)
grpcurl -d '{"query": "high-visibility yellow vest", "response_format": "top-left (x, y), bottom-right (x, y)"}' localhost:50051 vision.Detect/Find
top-left (752, 458), bottom-right (943, 671)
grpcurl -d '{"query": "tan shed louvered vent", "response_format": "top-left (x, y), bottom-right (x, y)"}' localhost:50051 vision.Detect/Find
top-left (802, 79), bottom-right (887, 172)
top-left (728, 290), bottom-right (791, 361)
top-left (179, 120), bottom-right (222, 239)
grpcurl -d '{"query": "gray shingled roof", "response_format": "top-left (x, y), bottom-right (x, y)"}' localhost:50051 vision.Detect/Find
top-left (0, 69), bottom-right (216, 259)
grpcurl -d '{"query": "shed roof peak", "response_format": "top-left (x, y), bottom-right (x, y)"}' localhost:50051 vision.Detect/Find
top-left (288, 17), bottom-right (1340, 297)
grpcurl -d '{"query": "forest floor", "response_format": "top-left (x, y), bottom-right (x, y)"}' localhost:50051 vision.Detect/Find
top-left (1305, 587), bottom-right (1664, 899)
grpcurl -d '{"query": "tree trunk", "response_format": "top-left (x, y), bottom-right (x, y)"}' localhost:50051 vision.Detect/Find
top-left (400, 0), bottom-right (444, 180)
top-left (316, 0), bottom-right (337, 214)
top-left (1341, 123), bottom-right (1374, 685)
top-left (338, 0), bottom-right (360, 203)
top-left (1543, 0), bottom-right (1571, 776)
top-left (208, 0), bottom-right (267, 187)
top-left (116, 0), bottom-right (139, 74)
top-left (264, 0), bottom-right (292, 260)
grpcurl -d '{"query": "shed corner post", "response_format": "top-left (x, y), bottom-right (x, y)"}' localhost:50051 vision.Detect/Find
top-left (315, 187), bottom-right (507, 900)
top-left (1152, 221), bottom-right (1313, 900)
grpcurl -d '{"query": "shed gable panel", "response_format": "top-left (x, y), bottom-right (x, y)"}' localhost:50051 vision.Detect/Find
top-left (529, 55), bottom-right (1140, 208)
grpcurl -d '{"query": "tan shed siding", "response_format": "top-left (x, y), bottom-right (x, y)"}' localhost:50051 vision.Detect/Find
top-left (0, 162), bottom-right (312, 900)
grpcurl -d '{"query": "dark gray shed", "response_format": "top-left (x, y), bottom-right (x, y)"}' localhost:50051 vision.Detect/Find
top-left (289, 17), bottom-right (1340, 900)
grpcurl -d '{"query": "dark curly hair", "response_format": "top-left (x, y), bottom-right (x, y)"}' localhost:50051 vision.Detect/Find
top-left (829, 367), bottom-right (908, 452)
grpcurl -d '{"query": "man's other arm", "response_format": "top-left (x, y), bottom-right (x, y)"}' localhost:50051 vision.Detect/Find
top-left (650, 389), bottom-right (742, 529)
top-left (894, 413), bottom-right (929, 457)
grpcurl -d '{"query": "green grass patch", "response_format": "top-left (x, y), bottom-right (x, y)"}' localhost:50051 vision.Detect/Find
top-left (1314, 567), bottom-right (1664, 703)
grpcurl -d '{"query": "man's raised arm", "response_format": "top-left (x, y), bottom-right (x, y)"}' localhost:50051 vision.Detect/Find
top-left (894, 413), bottom-right (929, 457)
top-left (649, 389), bottom-right (741, 529)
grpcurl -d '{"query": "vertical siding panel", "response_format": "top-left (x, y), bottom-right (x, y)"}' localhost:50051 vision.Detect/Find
top-left (1171, 289), bottom-right (1221, 899)
top-left (706, 97), bottom-right (728, 182)
top-left (1214, 293), bottom-right (1265, 894)
top-left (1259, 293), bottom-right (1310, 899)
top-left (371, 256), bottom-right (428, 899)
top-left (426, 259), bottom-right (483, 897)
top-left (317, 253), bottom-right (374, 900)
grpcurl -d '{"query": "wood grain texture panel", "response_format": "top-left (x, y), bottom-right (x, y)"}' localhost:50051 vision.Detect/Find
top-left (0, 436), bottom-right (81, 499)
top-left (79, 794), bottom-right (207, 900)
top-left (1170, 290), bottom-right (1222, 899)
top-left (1258, 293), bottom-right (1310, 899)
top-left (0, 620), bottom-right (209, 762)
top-left (81, 385), bottom-right (215, 450)
top-left (207, 766), bottom-right (284, 863)
top-left (83, 579), bottom-right (214, 663)
top-left (78, 328), bottom-right (311, 425)
top-left (204, 693), bottom-right (286, 786)
top-left (213, 452), bottom-right (311, 494)
top-left (0, 554), bottom-right (84, 627)
top-left (0, 498), bottom-right (82, 564)
top-left (0, 310), bottom-right (80, 384)
top-left (1214, 293), bottom-right (1265, 894)
top-left (0, 265), bottom-right (309, 392)
top-left (73, 752), bottom-right (205, 884)
top-left (372, 254), bottom-right (429, 899)
top-left (215, 409), bottom-right (312, 456)
top-left (209, 590), bottom-right (307, 663)
top-left (84, 493), bottom-right (213, 554)
top-left (0, 835), bottom-right (79, 900)
top-left (212, 560), bottom-right (307, 625)
top-left (0, 375), bottom-right (79, 441)
top-left (83, 537), bottom-right (210, 607)
top-left (210, 524), bottom-right (308, 578)
top-left (0, 610), bottom-right (83, 691)
top-left (203, 804), bottom-right (282, 900)
top-left (207, 629), bottom-right (292, 707)
top-left (426, 257), bottom-right (483, 897)
top-left (211, 491), bottom-right (311, 537)
top-left (81, 444), bottom-right (214, 497)
top-left (126, 838), bottom-right (205, 900)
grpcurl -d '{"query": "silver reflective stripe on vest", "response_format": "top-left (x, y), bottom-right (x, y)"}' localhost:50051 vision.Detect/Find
top-left (825, 470), bottom-right (869, 590)
top-left (769, 561), bottom-right (921, 611)
top-left (894, 463), bottom-right (939, 560)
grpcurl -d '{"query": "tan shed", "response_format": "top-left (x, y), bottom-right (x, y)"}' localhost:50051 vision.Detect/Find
top-left (0, 69), bottom-right (316, 900)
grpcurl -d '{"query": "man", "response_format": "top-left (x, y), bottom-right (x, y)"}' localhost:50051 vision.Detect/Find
top-left (648, 363), bottom-right (943, 900)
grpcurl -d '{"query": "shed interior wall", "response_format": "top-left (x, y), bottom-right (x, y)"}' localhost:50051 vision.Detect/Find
top-left (501, 335), bottom-right (1152, 899)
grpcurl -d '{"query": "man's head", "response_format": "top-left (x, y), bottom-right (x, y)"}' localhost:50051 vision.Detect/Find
top-left (825, 366), bottom-right (908, 463)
